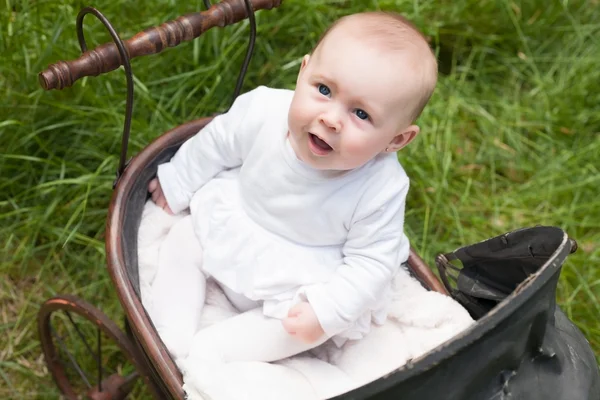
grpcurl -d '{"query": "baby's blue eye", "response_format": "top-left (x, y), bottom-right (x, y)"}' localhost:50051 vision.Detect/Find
top-left (318, 84), bottom-right (331, 97)
top-left (355, 109), bottom-right (369, 120)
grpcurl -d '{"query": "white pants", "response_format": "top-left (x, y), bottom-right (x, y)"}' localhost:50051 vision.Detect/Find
top-left (149, 215), bottom-right (327, 363)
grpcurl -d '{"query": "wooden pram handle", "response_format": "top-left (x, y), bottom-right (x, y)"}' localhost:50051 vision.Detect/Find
top-left (39, 0), bottom-right (282, 90)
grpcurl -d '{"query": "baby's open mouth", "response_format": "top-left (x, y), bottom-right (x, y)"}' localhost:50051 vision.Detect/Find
top-left (309, 133), bottom-right (332, 155)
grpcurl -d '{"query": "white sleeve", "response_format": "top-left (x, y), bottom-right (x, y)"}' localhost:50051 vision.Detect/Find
top-left (302, 175), bottom-right (410, 337)
top-left (156, 87), bottom-right (264, 213)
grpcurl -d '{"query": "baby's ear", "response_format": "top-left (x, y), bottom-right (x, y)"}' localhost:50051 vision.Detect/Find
top-left (386, 125), bottom-right (420, 153)
top-left (296, 55), bottom-right (310, 84)
top-left (300, 54), bottom-right (310, 71)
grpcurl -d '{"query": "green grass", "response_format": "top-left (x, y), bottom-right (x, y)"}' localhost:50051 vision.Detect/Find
top-left (1, 0), bottom-right (599, 398)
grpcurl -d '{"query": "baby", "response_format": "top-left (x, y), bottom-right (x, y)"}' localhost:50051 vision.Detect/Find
top-left (148, 11), bottom-right (438, 366)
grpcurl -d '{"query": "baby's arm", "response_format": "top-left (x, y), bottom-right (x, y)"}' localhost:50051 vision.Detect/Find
top-left (151, 87), bottom-right (265, 213)
top-left (293, 176), bottom-right (410, 340)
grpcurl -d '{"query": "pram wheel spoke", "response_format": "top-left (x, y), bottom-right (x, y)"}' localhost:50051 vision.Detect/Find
top-left (38, 295), bottom-right (152, 399)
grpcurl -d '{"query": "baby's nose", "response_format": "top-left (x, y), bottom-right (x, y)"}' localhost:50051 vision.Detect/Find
top-left (319, 112), bottom-right (341, 132)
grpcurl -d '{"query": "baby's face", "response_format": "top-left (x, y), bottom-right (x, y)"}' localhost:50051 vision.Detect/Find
top-left (288, 27), bottom-right (420, 171)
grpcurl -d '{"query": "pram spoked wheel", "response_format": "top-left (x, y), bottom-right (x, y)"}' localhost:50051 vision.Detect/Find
top-left (38, 295), bottom-right (153, 399)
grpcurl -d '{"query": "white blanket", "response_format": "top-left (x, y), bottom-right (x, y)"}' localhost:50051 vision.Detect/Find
top-left (138, 201), bottom-right (474, 399)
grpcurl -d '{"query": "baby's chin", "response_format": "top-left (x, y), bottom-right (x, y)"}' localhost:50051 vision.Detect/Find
top-left (303, 156), bottom-right (362, 174)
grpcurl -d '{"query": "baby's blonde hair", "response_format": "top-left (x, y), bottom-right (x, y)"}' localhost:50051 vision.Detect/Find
top-left (313, 12), bottom-right (438, 122)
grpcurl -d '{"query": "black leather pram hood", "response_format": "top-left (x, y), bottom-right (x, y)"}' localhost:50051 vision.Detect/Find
top-left (333, 226), bottom-right (599, 400)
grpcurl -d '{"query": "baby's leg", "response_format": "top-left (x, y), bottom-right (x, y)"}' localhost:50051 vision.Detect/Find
top-left (148, 215), bottom-right (206, 361)
top-left (186, 307), bottom-right (328, 364)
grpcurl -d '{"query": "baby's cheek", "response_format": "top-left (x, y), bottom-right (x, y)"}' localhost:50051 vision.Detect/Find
top-left (287, 104), bottom-right (303, 130)
top-left (290, 102), bottom-right (312, 126)
top-left (343, 136), bottom-right (374, 155)
top-left (342, 137), bottom-right (383, 167)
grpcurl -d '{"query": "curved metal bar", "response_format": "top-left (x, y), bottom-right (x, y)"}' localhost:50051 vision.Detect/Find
top-left (76, 7), bottom-right (134, 181)
top-left (435, 253), bottom-right (460, 295)
top-left (228, 0), bottom-right (257, 109)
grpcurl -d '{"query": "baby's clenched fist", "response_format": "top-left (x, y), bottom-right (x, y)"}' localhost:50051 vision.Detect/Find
top-left (282, 301), bottom-right (325, 343)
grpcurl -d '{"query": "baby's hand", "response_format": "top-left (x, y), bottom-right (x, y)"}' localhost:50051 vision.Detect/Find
top-left (149, 178), bottom-right (174, 215)
top-left (282, 302), bottom-right (325, 343)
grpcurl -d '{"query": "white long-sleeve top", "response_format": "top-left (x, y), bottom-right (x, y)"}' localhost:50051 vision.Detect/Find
top-left (157, 86), bottom-right (410, 345)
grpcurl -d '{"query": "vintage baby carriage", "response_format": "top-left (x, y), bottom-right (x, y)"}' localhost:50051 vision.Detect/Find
top-left (37, 1), bottom-right (600, 399)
